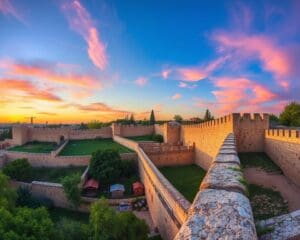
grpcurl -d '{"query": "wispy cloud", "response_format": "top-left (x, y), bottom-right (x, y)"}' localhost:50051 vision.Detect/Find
top-left (172, 93), bottom-right (182, 100)
top-left (61, 0), bottom-right (107, 70)
top-left (134, 77), bottom-right (148, 87)
top-left (178, 82), bottom-right (197, 89)
top-left (0, 0), bottom-right (25, 23)
top-left (0, 78), bottom-right (62, 102)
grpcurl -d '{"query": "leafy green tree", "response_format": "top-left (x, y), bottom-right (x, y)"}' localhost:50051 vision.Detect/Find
top-left (203, 109), bottom-right (214, 121)
top-left (3, 158), bottom-right (32, 182)
top-left (89, 198), bottom-right (149, 240)
top-left (149, 110), bottom-right (156, 125)
top-left (61, 173), bottom-right (81, 208)
top-left (129, 114), bottom-right (135, 124)
top-left (279, 102), bottom-right (300, 127)
top-left (0, 172), bottom-right (17, 210)
top-left (56, 218), bottom-right (89, 240)
top-left (173, 114), bottom-right (183, 122)
top-left (0, 207), bottom-right (55, 240)
top-left (87, 120), bottom-right (104, 129)
top-left (90, 198), bottom-right (119, 240)
top-left (89, 149), bottom-right (122, 184)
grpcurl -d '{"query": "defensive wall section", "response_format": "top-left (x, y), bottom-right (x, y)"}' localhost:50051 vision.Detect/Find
top-left (265, 129), bottom-right (300, 187)
top-left (112, 123), bottom-right (154, 137)
top-left (174, 134), bottom-right (257, 239)
top-left (113, 135), bottom-right (191, 240)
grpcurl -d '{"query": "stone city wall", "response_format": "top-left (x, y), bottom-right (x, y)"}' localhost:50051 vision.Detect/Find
top-left (3, 151), bottom-right (137, 167)
top-left (112, 124), bottom-right (154, 137)
top-left (139, 142), bottom-right (194, 167)
top-left (174, 134), bottom-right (257, 240)
top-left (113, 135), bottom-right (191, 240)
top-left (11, 125), bottom-right (113, 145)
top-left (180, 114), bottom-right (234, 170)
top-left (154, 124), bottom-right (164, 136)
top-left (264, 129), bottom-right (300, 187)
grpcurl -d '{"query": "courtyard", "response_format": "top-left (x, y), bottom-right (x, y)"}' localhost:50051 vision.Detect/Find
top-left (8, 141), bottom-right (57, 153)
top-left (159, 164), bottom-right (206, 202)
top-left (59, 139), bottom-right (133, 156)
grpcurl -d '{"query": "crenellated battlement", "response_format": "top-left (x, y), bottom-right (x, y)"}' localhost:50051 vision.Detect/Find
top-left (182, 114), bottom-right (233, 129)
top-left (265, 129), bottom-right (300, 144)
top-left (232, 112), bottom-right (269, 121)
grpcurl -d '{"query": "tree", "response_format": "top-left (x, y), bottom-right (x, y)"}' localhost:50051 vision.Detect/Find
top-left (279, 102), bottom-right (300, 127)
top-left (0, 172), bottom-right (17, 210)
top-left (203, 109), bottom-right (214, 121)
top-left (61, 173), bottom-right (81, 208)
top-left (129, 114), bottom-right (135, 124)
top-left (89, 149), bottom-right (122, 184)
top-left (149, 110), bottom-right (156, 125)
top-left (89, 198), bottom-right (149, 240)
top-left (87, 120), bottom-right (104, 129)
top-left (173, 114), bottom-right (183, 122)
top-left (2, 158), bottom-right (32, 182)
top-left (56, 218), bottom-right (89, 240)
top-left (0, 206), bottom-right (55, 240)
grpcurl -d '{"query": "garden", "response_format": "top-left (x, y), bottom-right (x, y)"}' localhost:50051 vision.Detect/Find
top-left (8, 141), bottom-right (58, 153)
top-left (59, 139), bottom-right (133, 156)
top-left (159, 164), bottom-right (206, 202)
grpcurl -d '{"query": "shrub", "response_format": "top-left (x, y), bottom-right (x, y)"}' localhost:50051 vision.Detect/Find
top-left (89, 149), bottom-right (122, 184)
top-left (152, 134), bottom-right (163, 143)
top-left (279, 101), bottom-right (300, 126)
top-left (62, 173), bottom-right (81, 208)
top-left (0, 171), bottom-right (17, 210)
top-left (120, 160), bottom-right (137, 178)
top-left (56, 218), bottom-right (89, 240)
top-left (3, 158), bottom-right (32, 182)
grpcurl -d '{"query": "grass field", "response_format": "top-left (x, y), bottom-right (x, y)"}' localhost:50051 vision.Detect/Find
top-left (59, 139), bottom-right (133, 156)
top-left (159, 164), bottom-right (206, 202)
top-left (49, 207), bottom-right (89, 223)
top-left (248, 184), bottom-right (288, 220)
top-left (239, 152), bottom-right (282, 173)
top-left (8, 141), bottom-right (57, 153)
top-left (126, 135), bottom-right (154, 141)
top-left (30, 166), bottom-right (86, 183)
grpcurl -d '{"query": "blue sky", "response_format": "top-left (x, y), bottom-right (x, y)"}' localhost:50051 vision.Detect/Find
top-left (0, 0), bottom-right (299, 123)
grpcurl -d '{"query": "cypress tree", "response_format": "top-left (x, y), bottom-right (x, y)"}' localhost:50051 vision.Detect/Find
top-left (149, 110), bottom-right (155, 125)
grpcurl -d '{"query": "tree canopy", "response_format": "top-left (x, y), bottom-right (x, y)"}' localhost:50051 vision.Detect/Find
top-left (279, 102), bottom-right (300, 127)
top-left (203, 109), bottom-right (214, 121)
top-left (150, 110), bottom-right (156, 125)
top-left (173, 114), bottom-right (183, 122)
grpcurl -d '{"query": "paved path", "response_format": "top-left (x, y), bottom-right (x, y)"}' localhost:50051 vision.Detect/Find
top-left (243, 168), bottom-right (300, 211)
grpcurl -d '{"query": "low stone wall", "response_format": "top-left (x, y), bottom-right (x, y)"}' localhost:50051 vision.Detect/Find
top-left (264, 129), bottom-right (300, 187)
top-left (113, 135), bottom-right (191, 240)
top-left (50, 139), bottom-right (69, 157)
top-left (139, 142), bottom-right (195, 167)
top-left (174, 134), bottom-right (257, 239)
top-left (257, 210), bottom-right (300, 240)
top-left (3, 151), bottom-right (137, 167)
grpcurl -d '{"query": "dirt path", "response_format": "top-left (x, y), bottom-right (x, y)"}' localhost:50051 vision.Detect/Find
top-left (243, 168), bottom-right (300, 211)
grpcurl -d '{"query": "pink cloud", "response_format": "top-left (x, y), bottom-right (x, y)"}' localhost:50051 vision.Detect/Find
top-left (213, 32), bottom-right (293, 88)
top-left (178, 82), bottom-right (197, 89)
top-left (162, 56), bottom-right (229, 82)
top-left (3, 61), bottom-right (102, 89)
top-left (0, 78), bottom-right (61, 102)
top-left (61, 0), bottom-right (107, 70)
top-left (0, 0), bottom-right (24, 23)
top-left (135, 77), bottom-right (148, 86)
top-left (208, 77), bottom-right (278, 115)
top-left (172, 93), bottom-right (182, 100)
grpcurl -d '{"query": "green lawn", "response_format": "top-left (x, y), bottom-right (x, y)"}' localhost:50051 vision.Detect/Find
top-left (248, 184), bottom-right (288, 220)
top-left (159, 164), bottom-right (206, 202)
top-left (59, 139), bottom-right (133, 156)
top-left (126, 135), bottom-right (154, 141)
top-left (8, 141), bottom-right (57, 153)
top-left (49, 207), bottom-right (89, 224)
top-left (30, 166), bottom-right (86, 183)
top-left (239, 152), bottom-right (282, 173)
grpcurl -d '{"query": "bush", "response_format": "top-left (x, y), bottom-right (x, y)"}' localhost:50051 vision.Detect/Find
top-left (89, 149), bottom-right (122, 184)
top-left (120, 160), bottom-right (137, 178)
top-left (56, 218), bottom-right (89, 240)
top-left (152, 134), bottom-right (163, 143)
top-left (0, 171), bottom-right (17, 210)
top-left (279, 101), bottom-right (300, 127)
top-left (3, 158), bottom-right (32, 182)
top-left (62, 173), bottom-right (81, 208)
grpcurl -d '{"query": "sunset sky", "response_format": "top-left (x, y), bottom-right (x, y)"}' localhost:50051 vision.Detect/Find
top-left (0, 0), bottom-right (300, 123)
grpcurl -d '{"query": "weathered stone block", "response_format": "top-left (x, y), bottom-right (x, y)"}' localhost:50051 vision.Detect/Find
top-left (200, 163), bottom-right (247, 195)
top-left (174, 189), bottom-right (257, 240)
top-left (214, 153), bottom-right (240, 164)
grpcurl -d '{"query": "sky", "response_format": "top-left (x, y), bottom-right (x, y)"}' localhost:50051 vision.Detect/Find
top-left (0, 0), bottom-right (300, 123)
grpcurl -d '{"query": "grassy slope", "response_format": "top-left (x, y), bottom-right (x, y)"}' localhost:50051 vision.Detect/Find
top-left (59, 139), bottom-right (133, 156)
top-left (239, 152), bottom-right (282, 173)
top-left (30, 166), bottom-right (86, 183)
top-left (8, 141), bottom-right (57, 153)
top-left (159, 164), bottom-right (206, 202)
